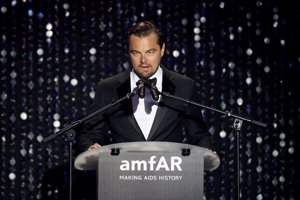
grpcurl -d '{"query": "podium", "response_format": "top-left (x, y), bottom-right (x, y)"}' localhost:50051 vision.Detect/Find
top-left (74, 141), bottom-right (220, 200)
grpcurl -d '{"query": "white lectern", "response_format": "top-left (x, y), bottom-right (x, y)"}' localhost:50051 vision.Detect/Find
top-left (75, 141), bottom-right (220, 200)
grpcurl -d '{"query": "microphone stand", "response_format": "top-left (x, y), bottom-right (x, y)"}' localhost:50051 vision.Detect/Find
top-left (43, 92), bottom-right (136, 200)
top-left (159, 91), bottom-right (267, 200)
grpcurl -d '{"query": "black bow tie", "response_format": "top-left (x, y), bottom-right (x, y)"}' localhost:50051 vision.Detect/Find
top-left (136, 78), bottom-right (157, 87)
top-left (136, 78), bottom-right (159, 101)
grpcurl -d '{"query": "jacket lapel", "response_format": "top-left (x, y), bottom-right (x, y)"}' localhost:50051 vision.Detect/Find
top-left (147, 68), bottom-right (176, 140)
top-left (116, 71), bottom-right (144, 138)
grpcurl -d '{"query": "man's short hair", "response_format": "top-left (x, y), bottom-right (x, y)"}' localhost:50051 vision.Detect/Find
top-left (128, 21), bottom-right (164, 48)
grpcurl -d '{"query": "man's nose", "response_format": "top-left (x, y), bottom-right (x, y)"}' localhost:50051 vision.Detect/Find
top-left (140, 54), bottom-right (146, 63)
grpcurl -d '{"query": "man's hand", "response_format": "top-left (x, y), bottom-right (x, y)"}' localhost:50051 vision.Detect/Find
top-left (88, 143), bottom-right (101, 150)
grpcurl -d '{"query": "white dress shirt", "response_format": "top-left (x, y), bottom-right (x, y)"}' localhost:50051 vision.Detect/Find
top-left (130, 67), bottom-right (163, 140)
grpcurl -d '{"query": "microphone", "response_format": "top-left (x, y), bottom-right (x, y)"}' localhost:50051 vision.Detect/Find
top-left (148, 81), bottom-right (160, 101)
top-left (136, 79), bottom-right (145, 98)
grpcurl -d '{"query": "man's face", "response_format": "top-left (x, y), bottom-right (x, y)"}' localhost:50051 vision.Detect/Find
top-left (129, 33), bottom-right (165, 80)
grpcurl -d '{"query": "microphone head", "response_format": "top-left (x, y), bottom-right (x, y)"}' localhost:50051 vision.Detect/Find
top-left (149, 82), bottom-right (159, 101)
top-left (136, 80), bottom-right (145, 98)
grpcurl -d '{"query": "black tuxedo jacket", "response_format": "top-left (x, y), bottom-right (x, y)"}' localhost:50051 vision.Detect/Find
top-left (77, 67), bottom-right (211, 153)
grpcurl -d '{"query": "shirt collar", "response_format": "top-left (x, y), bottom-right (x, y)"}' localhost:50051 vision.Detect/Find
top-left (130, 67), bottom-right (163, 91)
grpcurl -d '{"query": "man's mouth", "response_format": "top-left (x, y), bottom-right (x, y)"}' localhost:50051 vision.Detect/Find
top-left (140, 65), bottom-right (150, 68)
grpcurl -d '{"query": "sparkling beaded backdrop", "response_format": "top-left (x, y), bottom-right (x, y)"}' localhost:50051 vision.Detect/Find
top-left (0, 0), bottom-right (299, 199)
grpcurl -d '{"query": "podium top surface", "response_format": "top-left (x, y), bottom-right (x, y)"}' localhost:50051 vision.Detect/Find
top-left (74, 141), bottom-right (220, 171)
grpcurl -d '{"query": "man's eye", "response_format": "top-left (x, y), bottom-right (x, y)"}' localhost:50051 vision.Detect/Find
top-left (131, 52), bottom-right (139, 56)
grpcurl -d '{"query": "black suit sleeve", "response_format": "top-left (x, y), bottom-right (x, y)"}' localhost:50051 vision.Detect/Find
top-left (183, 81), bottom-right (212, 149)
top-left (76, 83), bottom-right (111, 154)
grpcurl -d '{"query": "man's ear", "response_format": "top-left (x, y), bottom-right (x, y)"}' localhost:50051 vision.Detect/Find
top-left (161, 43), bottom-right (166, 57)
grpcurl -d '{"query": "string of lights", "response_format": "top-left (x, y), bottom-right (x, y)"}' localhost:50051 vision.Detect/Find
top-left (0, 0), bottom-right (298, 199)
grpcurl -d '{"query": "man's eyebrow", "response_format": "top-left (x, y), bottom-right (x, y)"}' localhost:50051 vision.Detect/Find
top-left (130, 48), bottom-right (157, 53)
top-left (130, 50), bottom-right (140, 53)
top-left (146, 48), bottom-right (157, 52)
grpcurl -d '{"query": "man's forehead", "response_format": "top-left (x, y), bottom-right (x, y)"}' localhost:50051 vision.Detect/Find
top-left (129, 33), bottom-right (158, 40)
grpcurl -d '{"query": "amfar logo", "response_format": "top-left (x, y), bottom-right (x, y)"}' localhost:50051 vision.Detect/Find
top-left (120, 156), bottom-right (182, 171)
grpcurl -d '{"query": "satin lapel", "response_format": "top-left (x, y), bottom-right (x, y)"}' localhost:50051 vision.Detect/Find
top-left (147, 101), bottom-right (167, 140)
top-left (147, 69), bottom-right (176, 140)
top-left (117, 71), bottom-right (144, 137)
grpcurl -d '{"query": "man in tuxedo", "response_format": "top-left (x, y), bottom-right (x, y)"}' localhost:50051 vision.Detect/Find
top-left (77, 21), bottom-right (211, 153)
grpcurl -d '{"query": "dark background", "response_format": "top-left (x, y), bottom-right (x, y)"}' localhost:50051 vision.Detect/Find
top-left (0, 0), bottom-right (299, 199)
